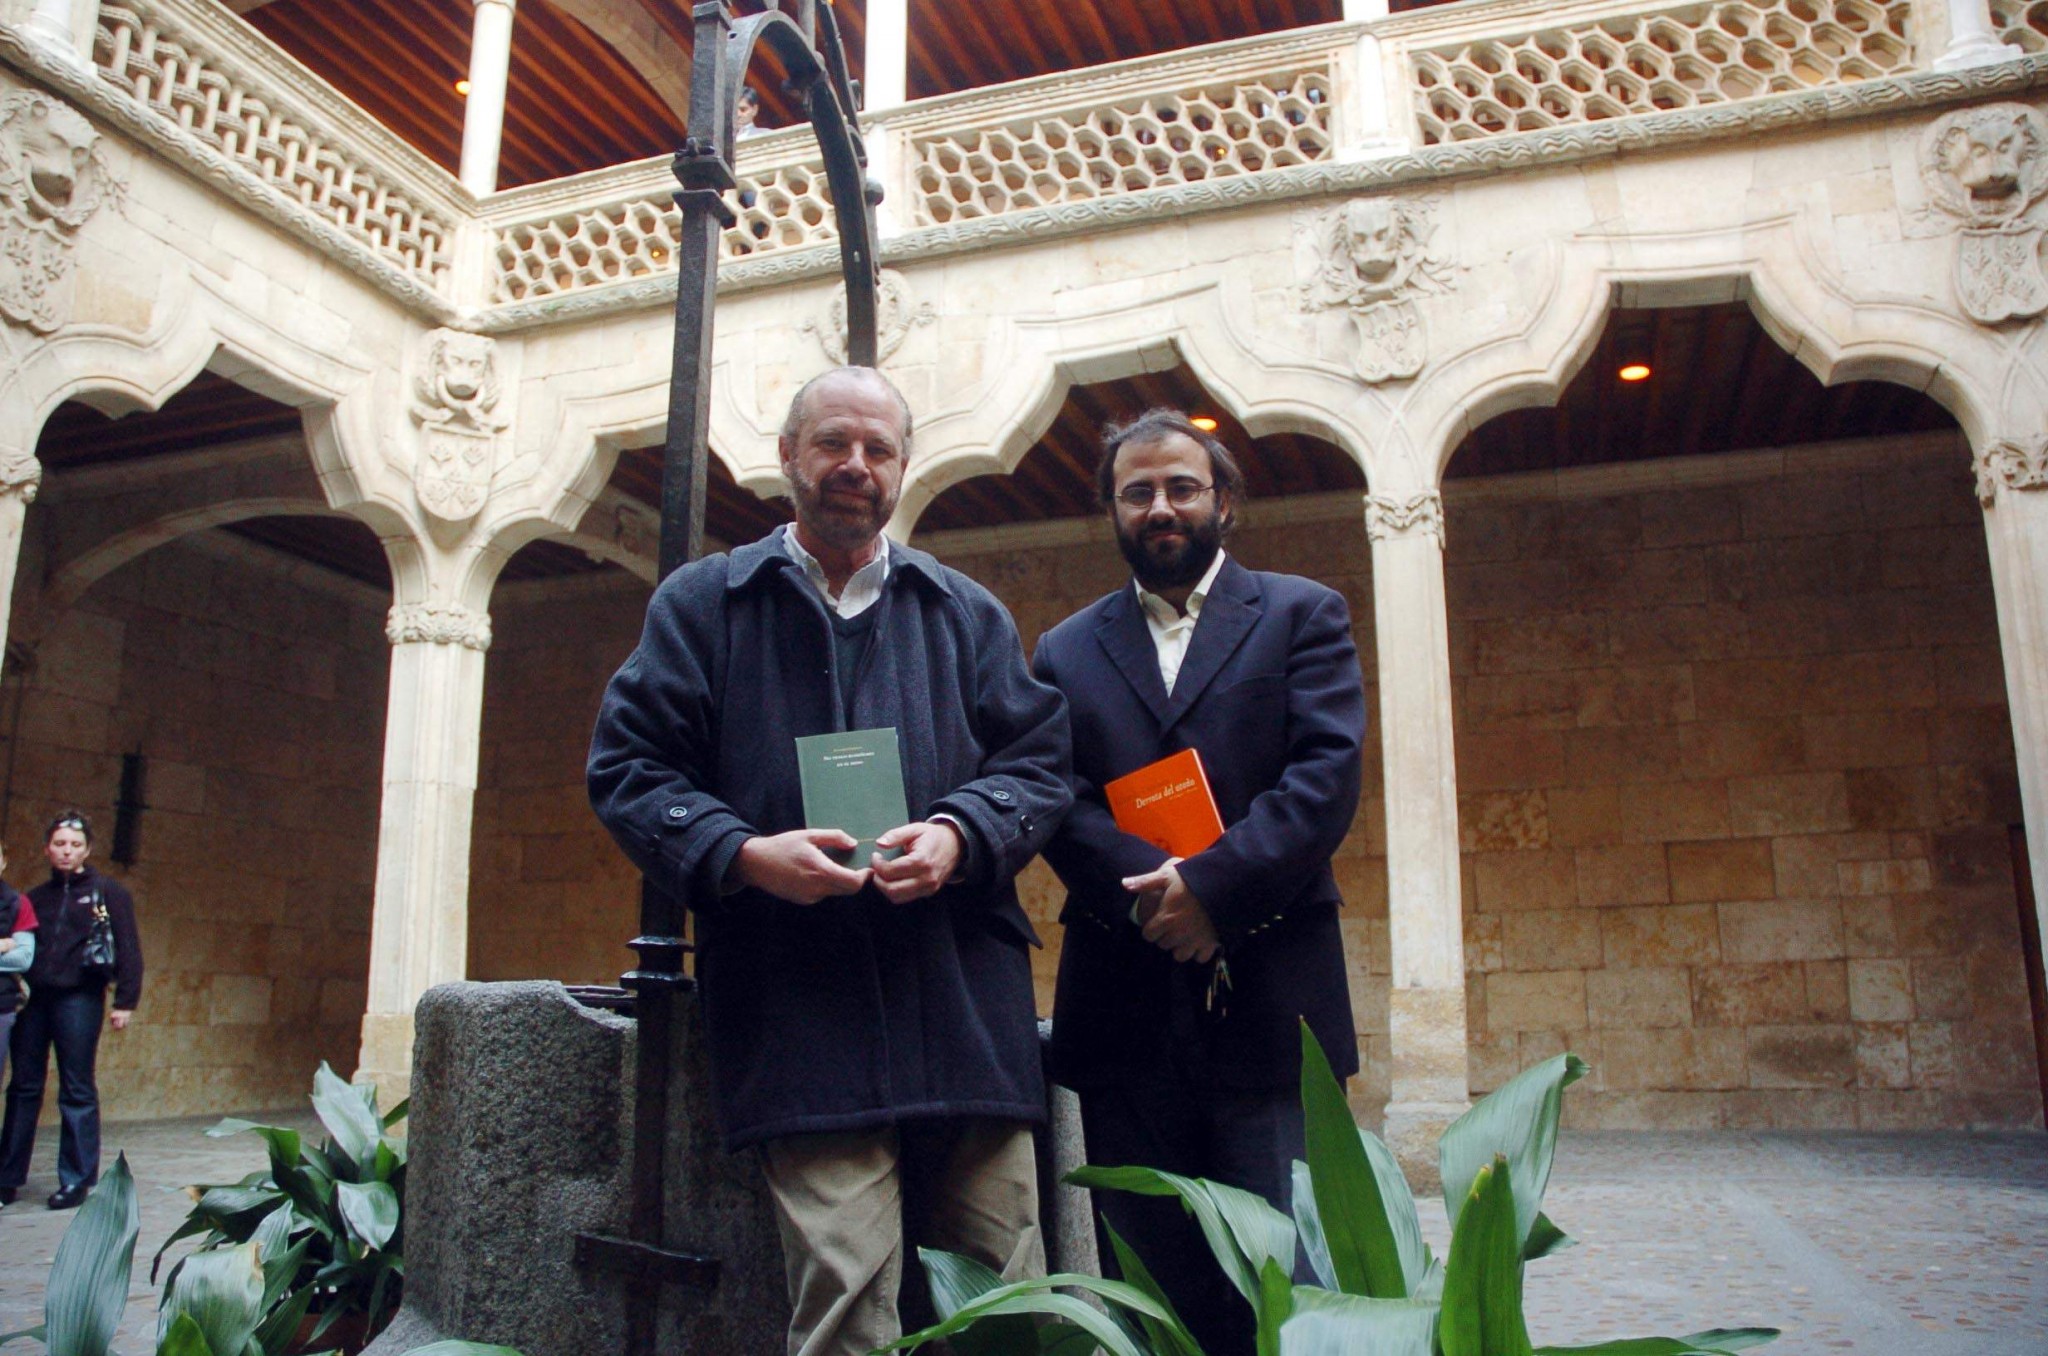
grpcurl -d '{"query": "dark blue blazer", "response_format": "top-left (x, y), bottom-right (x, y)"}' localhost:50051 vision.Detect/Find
top-left (1031, 556), bottom-right (1364, 1091)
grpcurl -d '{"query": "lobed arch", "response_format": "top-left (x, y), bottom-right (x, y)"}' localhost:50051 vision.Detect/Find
top-left (1400, 220), bottom-right (2032, 489)
top-left (39, 498), bottom-right (358, 622)
top-left (887, 285), bottom-right (1384, 537)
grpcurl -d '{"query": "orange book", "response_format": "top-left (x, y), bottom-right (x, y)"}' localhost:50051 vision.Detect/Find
top-left (1104, 747), bottom-right (1225, 859)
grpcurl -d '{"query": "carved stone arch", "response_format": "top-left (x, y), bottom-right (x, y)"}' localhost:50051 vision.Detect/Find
top-left (40, 497), bottom-right (349, 620)
top-left (888, 282), bottom-right (1386, 535)
top-left (479, 364), bottom-right (755, 602)
top-left (0, 271), bottom-right (411, 544)
top-left (1399, 221), bottom-right (2020, 488)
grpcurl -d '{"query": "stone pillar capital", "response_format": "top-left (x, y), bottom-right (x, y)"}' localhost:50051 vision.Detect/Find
top-left (1365, 490), bottom-right (1445, 547)
top-left (0, 457), bottom-right (42, 504)
top-left (1974, 436), bottom-right (2048, 508)
top-left (386, 601), bottom-right (494, 651)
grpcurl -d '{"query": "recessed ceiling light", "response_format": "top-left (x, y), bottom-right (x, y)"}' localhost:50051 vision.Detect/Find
top-left (455, 79), bottom-right (472, 96)
top-left (1190, 415), bottom-right (1219, 431)
top-left (1618, 363), bottom-right (1651, 382)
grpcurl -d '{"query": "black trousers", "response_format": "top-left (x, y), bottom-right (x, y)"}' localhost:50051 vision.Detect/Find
top-left (0, 984), bottom-right (106, 1191)
top-left (1078, 1074), bottom-right (1308, 1356)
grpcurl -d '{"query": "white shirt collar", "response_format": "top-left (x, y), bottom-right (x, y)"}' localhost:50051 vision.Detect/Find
top-left (783, 524), bottom-right (890, 618)
top-left (1133, 547), bottom-right (1227, 627)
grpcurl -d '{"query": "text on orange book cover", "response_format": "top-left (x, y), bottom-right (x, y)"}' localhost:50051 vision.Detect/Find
top-left (1104, 746), bottom-right (1225, 859)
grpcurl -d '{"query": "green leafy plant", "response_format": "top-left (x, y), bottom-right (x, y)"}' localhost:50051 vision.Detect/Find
top-left (0, 1133), bottom-right (512, 1356)
top-left (887, 1028), bottom-right (1780, 1355)
top-left (153, 1063), bottom-right (408, 1355)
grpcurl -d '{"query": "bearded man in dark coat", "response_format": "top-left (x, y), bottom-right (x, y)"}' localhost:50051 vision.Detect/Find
top-left (588, 366), bottom-right (1072, 1356)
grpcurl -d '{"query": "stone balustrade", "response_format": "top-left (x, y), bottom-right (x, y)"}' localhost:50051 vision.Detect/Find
top-left (92, 0), bottom-right (461, 297)
top-left (8, 0), bottom-right (2036, 319)
top-left (1388, 0), bottom-right (1922, 144)
top-left (485, 130), bottom-right (839, 305)
top-left (1990, 0), bottom-right (2048, 50)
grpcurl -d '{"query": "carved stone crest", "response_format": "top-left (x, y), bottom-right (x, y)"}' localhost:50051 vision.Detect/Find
top-left (0, 91), bottom-right (120, 334)
top-left (802, 268), bottom-right (935, 366)
top-left (410, 329), bottom-right (510, 523)
top-left (1299, 197), bottom-right (1453, 384)
top-left (1919, 104), bottom-right (2048, 325)
top-left (1974, 436), bottom-right (2048, 507)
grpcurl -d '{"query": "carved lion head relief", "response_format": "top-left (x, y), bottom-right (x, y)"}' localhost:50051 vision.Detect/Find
top-left (0, 92), bottom-right (114, 231)
top-left (1922, 103), bottom-right (2048, 228)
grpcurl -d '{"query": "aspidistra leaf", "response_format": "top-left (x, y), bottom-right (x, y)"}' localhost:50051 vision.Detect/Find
top-left (45, 1155), bottom-right (139, 1356)
top-left (157, 1243), bottom-right (265, 1356)
top-left (1299, 1023), bottom-right (1410, 1298)
top-left (1068, 1164), bottom-right (1294, 1303)
top-left (1104, 1222), bottom-right (1202, 1356)
top-left (336, 1180), bottom-right (399, 1251)
top-left (1439, 1054), bottom-right (1587, 1251)
top-left (311, 1063), bottom-right (380, 1171)
top-left (1255, 1256), bottom-right (1294, 1356)
top-left (1280, 1288), bottom-right (1439, 1356)
top-left (1439, 1157), bottom-right (1533, 1356)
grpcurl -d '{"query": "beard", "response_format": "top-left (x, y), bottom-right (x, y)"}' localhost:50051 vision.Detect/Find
top-left (788, 462), bottom-right (897, 551)
top-left (1116, 512), bottom-right (1225, 593)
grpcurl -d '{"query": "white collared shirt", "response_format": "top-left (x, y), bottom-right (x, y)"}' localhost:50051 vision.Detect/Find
top-left (1134, 549), bottom-right (1227, 695)
top-left (783, 524), bottom-right (889, 617)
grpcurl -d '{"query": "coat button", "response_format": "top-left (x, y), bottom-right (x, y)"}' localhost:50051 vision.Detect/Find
top-left (668, 806), bottom-right (688, 820)
top-left (991, 789), bottom-right (1013, 803)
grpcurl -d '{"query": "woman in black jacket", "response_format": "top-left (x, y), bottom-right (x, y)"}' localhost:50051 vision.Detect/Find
top-left (0, 811), bottom-right (143, 1210)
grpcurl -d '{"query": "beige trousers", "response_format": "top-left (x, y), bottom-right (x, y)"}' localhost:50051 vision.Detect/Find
top-left (761, 1119), bottom-right (1045, 1356)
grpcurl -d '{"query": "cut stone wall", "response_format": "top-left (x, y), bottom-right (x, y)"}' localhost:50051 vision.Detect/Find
top-left (1447, 442), bottom-right (2040, 1130)
top-left (1, 535), bottom-right (387, 1119)
top-left (469, 574), bottom-right (650, 987)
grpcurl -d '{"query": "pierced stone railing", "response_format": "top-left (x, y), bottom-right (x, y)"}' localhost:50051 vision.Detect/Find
top-left (883, 27), bottom-right (1350, 227)
top-left (1389, 0), bottom-right (1919, 145)
top-left (92, 0), bottom-right (461, 295)
top-left (486, 130), bottom-right (837, 304)
top-left (1989, 0), bottom-right (2048, 52)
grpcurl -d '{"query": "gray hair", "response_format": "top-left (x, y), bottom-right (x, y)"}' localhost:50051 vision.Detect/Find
top-left (778, 366), bottom-right (914, 457)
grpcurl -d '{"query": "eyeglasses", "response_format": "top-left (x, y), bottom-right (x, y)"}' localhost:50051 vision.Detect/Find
top-left (1116, 479), bottom-right (1215, 509)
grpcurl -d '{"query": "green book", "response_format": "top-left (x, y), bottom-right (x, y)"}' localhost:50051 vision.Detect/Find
top-left (795, 727), bottom-right (910, 866)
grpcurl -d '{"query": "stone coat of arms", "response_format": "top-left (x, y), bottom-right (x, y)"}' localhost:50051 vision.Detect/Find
top-left (0, 91), bottom-right (120, 334)
top-left (1299, 196), bottom-right (1453, 384)
top-left (1918, 104), bottom-right (2048, 325)
top-left (410, 329), bottom-right (510, 523)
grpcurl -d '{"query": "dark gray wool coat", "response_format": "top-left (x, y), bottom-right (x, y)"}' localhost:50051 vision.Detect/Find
top-left (588, 529), bottom-right (1073, 1150)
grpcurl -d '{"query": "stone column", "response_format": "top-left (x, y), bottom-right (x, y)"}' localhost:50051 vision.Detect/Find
top-left (864, 0), bottom-right (908, 110)
top-left (1366, 490), bottom-right (1469, 1186)
top-left (862, 0), bottom-right (909, 237)
top-left (356, 602), bottom-right (493, 1101)
top-left (1975, 438), bottom-right (2048, 965)
top-left (1339, 0), bottom-right (1398, 157)
top-left (23, 0), bottom-right (90, 65)
top-left (458, 0), bottom-right (518, 197)
top-left (0, 466), bottom-right (38, 680)
top-left (1934, 0), bottom-right (2022, 69)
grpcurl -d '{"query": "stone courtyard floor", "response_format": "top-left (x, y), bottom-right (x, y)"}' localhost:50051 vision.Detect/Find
top-left (1, 1112), bottom-right (2044, 1355)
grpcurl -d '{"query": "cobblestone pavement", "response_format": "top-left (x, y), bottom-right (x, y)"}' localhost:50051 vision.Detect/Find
top-left (2, 1117), bottom-right (2043, 1355)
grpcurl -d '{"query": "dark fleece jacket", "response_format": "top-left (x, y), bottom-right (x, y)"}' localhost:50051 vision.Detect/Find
top-left (26, 866), bottom-right (143, 1009)
top-left (588, 530), bottom-right (1072, 1150)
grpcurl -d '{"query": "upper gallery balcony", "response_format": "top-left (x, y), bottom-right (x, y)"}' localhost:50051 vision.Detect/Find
top-left (8, 0), bottom-right (2040, 328)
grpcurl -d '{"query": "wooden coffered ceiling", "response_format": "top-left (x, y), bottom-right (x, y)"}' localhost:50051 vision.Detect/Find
top-left (236, 0), bottom-right (1386, 189)
top-left (33, 303), bottom-right (1957, 594)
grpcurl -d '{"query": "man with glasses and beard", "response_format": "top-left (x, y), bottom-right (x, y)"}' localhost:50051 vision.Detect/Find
top-left (588, 365), bottom-right (1071, 1356)
top-left (1031, 409), bottom-right (1365, 1356)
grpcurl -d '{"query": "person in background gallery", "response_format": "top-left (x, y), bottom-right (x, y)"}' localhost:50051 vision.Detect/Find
top-left (1031, 409), bottom-right (1365, 1355)
top-left (0, 812), bottom-right (143, 1211)
top-left (0, 842), bottom-right (36, 1211)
